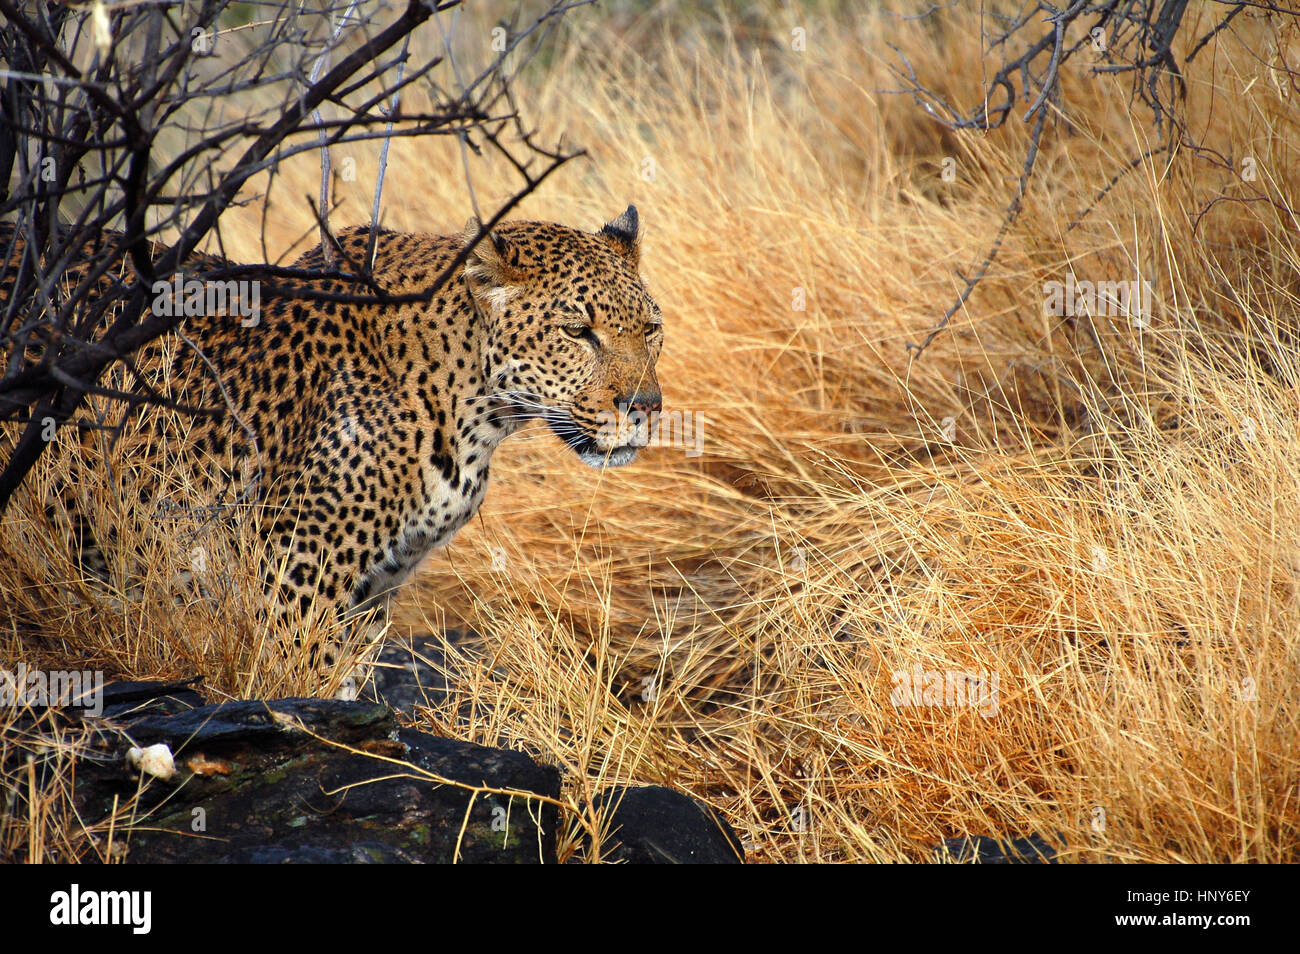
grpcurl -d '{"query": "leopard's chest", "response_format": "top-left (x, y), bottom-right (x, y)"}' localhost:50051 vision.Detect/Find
top-left (349, 455), bottom-right (490, 612)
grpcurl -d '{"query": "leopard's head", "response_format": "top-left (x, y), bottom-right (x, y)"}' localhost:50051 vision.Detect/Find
top-left (464, 206), bottom-right (663, 467)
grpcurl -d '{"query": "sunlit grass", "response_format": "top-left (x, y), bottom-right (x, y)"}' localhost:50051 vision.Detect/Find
top-left (3, 1), bottom-right (1298, 862)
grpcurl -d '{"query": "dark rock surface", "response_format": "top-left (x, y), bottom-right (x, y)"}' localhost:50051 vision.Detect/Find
top-left (360, 631), bottom-right (462, 713)
top-left (76, 695), bottom-right (560, 863)
top-left (934, 833), bottom-right (1059, 864)
top-left (589, 784), bottom-right (744, 863)
top-left (46, 673), bottom-right (744, 864)
top-left (97, 677), bottom-right (207, 720)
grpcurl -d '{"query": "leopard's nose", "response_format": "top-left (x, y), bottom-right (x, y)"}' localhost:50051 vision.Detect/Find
top-left (619, 392), bottom-right (662, 416)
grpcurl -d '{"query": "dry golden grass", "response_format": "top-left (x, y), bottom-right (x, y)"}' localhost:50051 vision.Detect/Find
top-left (4, 1), bottom-right (1299, 862)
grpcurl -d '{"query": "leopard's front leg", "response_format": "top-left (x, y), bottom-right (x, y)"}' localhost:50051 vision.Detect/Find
top-left (261, 506), bottom-right (387, 700)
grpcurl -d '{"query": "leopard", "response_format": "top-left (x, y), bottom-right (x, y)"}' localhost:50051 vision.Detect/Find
top-left (0, 206), bottom-right (663, 685)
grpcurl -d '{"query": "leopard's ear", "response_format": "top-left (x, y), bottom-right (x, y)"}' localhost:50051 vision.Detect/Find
top-left (599, 205), bottom-right (640, 265)
top-left (462, 217), bottom-right (523, 307)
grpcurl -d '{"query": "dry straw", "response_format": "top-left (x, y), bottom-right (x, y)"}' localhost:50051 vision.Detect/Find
top-left (3, 2), bottom-right (1297, 862)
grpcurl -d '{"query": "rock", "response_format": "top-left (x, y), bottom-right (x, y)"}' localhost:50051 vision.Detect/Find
top-left (125, 743), bottom-right (176, 779)
top-left (73, 696), bottom-right (560, 863)
top-left (934, 833), bottom-right (1059, 864)
top-left (589, 785), bottom-right (744, 863)
top-left (123, 696), bottom-right (390, 752)
top-left (10, 676), bottom-right (742, 865)
top-left (215, 843), bottom-right (418, 863)
top-left (97, 677), bottom-right (205, 720)
top-left (361, 631), bottom-right (464, 713)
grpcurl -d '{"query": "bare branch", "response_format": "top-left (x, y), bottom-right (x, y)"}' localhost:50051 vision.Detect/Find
top-left (0, 0), bottom-right (585, 511)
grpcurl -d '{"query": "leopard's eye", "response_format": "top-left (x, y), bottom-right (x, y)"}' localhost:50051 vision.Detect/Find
top-left (645, 322), bottom-right (662, 337)
top-left (563, 324), bottom-right (588, 339)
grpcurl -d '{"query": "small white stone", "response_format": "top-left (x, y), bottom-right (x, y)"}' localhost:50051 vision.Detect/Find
top-left (126, 743), bottom-right (176, 780)
top-left (335, 675), bottom-right (359, 702)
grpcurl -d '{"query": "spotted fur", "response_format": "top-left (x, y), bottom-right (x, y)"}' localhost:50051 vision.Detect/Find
top-left (2, 207), bottom-right (663, 667)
